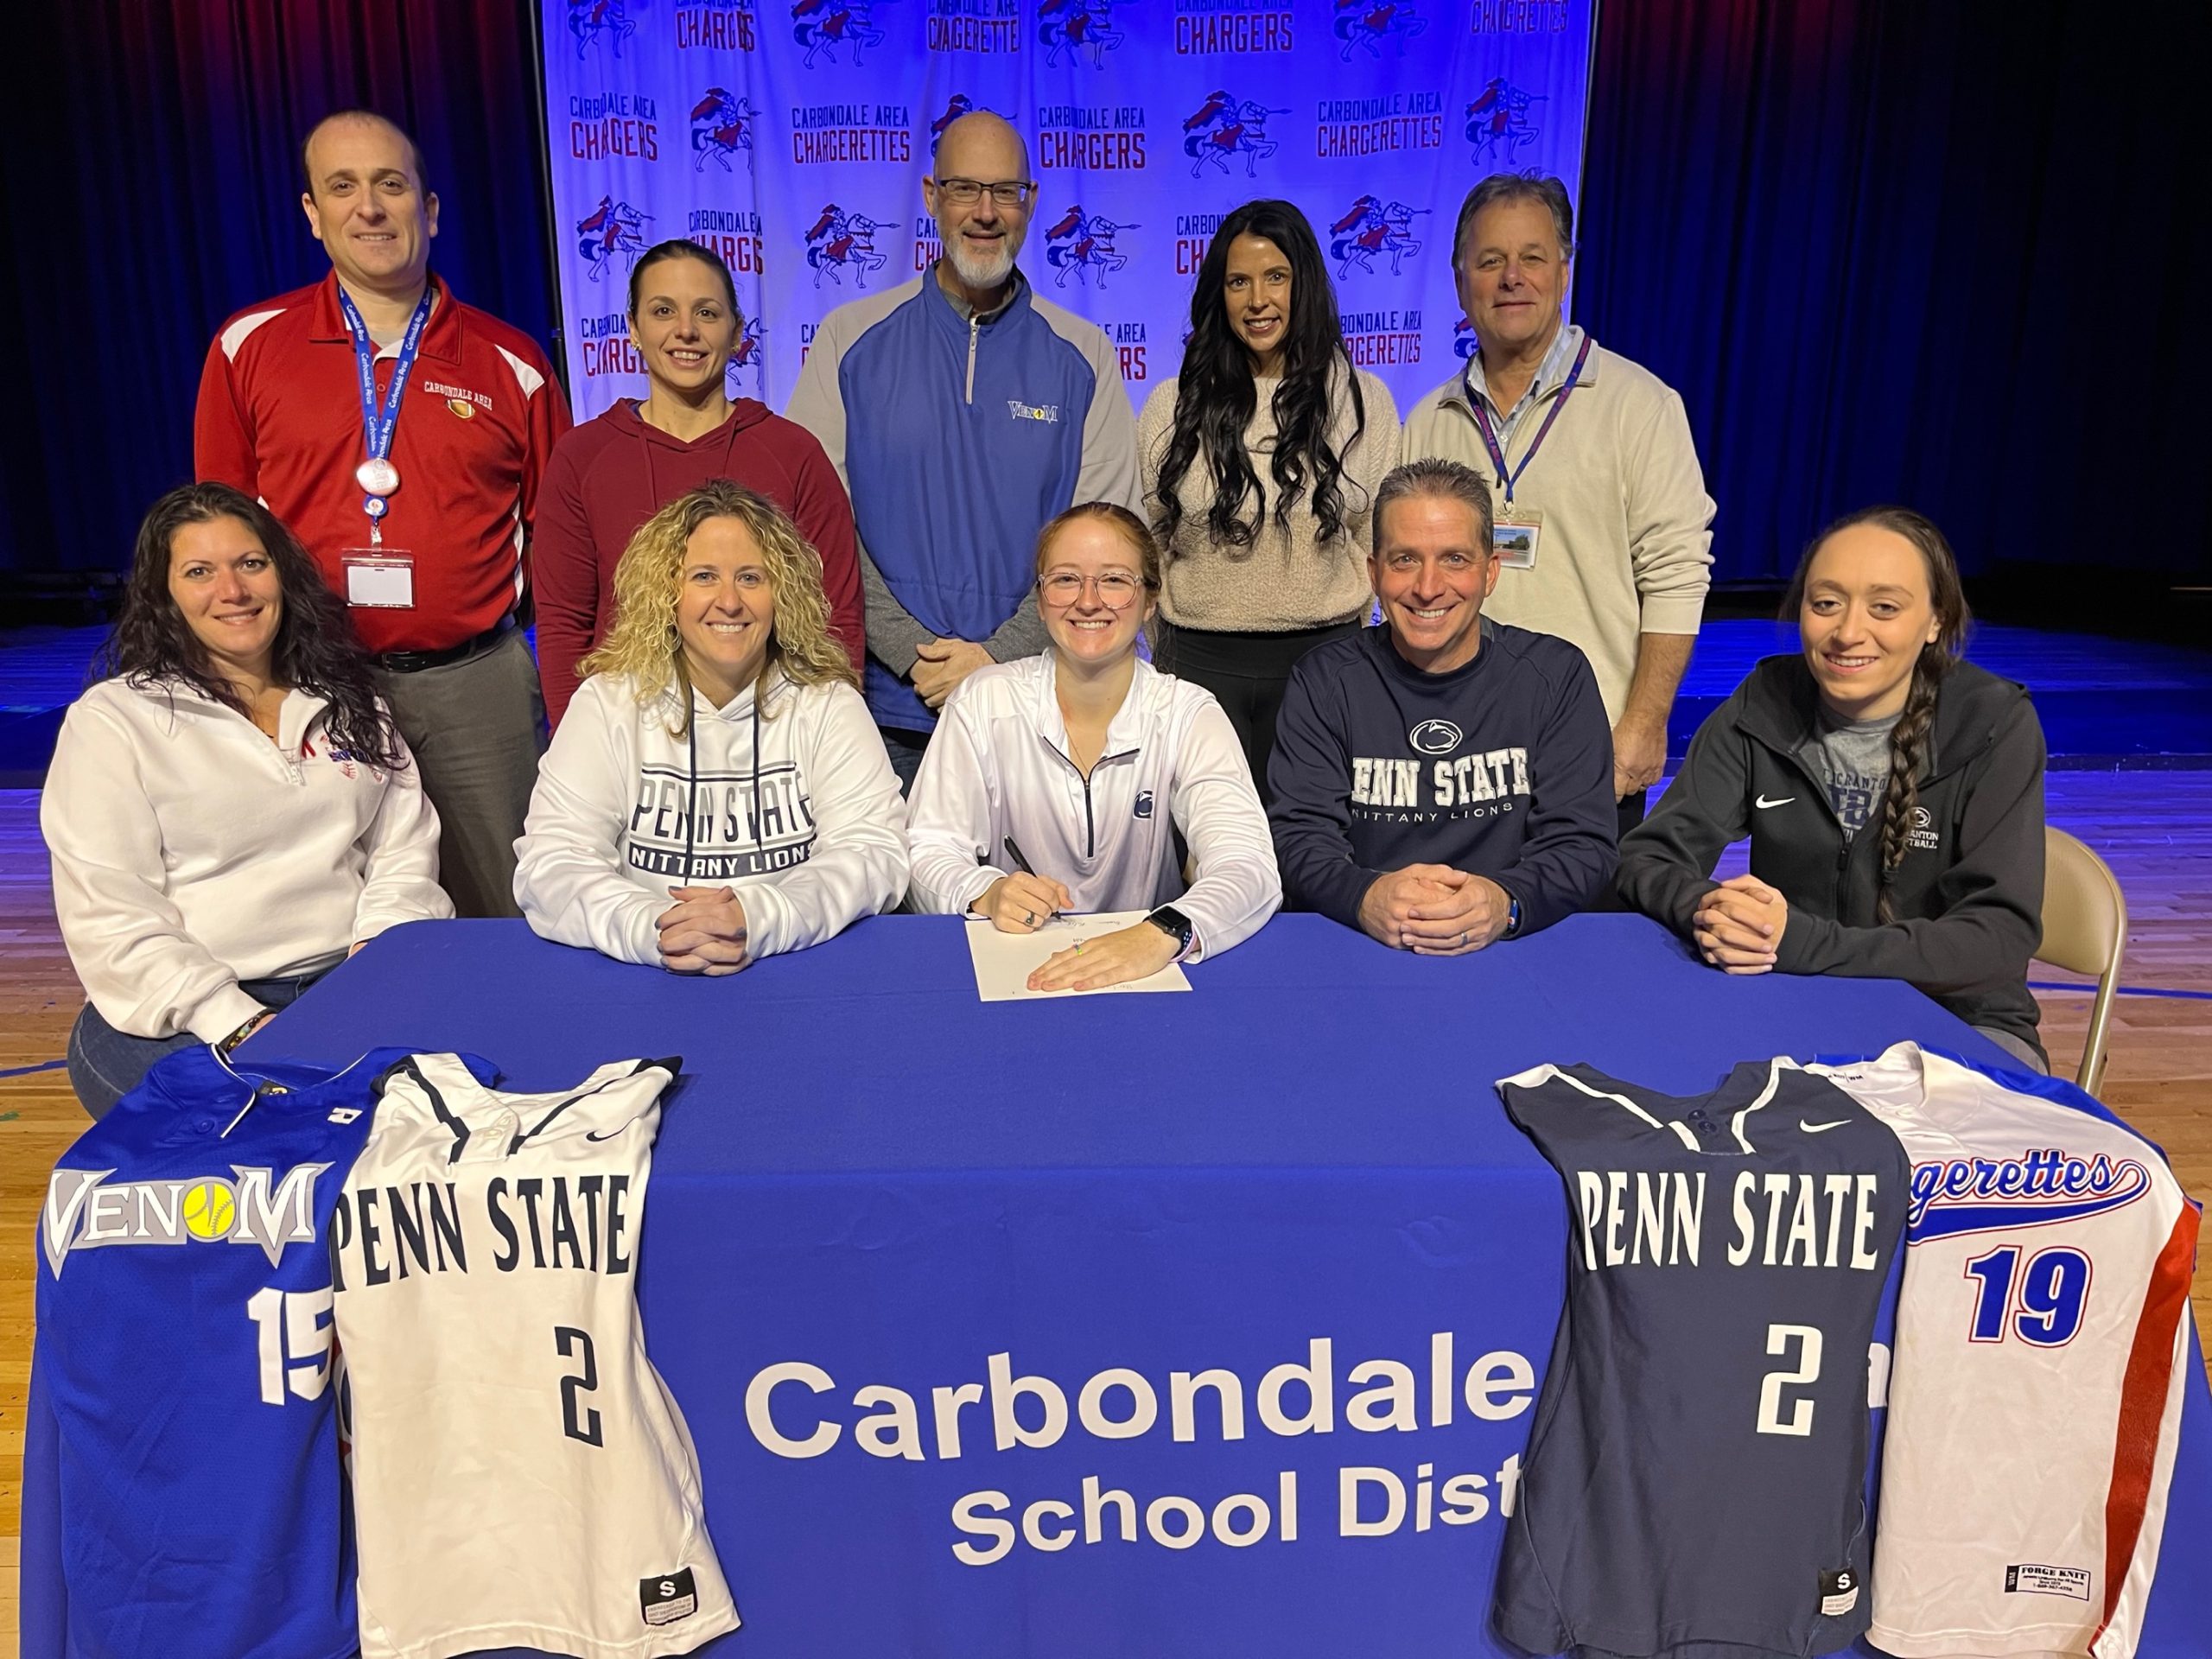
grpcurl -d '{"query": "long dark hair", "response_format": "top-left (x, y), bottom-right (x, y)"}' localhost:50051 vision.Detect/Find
top-left (96, 483), bottom-right (406, 769)
top-left (1783, 505), bottom-right (1970, 923)
top-left (1154, 200), bottom-right (1365, 550)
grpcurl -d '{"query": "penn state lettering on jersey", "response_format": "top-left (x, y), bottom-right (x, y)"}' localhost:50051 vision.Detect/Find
top-left (1494, 1058), bottom-right (1908, 1659)
top-left (332, 1166), bottom-right (638, 1282)
top-left (334, 1053), bottom-right (739, 1659)
top-left (1267, 620), bottom-right (1616, 935)
top-left (1813, 1044), bottom-right (2199, 1659)
top-left (34, 1045), bottom-right (493, 1659)
top-left (628, 760), bottom-right (818, 879)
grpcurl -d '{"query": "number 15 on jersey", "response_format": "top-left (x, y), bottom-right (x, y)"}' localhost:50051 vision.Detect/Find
top-left (247, 1287), bottom-right (334, 1404)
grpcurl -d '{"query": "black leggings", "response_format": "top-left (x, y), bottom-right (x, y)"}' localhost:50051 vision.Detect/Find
top-left (1154, 617), bottom-right (1363, 804)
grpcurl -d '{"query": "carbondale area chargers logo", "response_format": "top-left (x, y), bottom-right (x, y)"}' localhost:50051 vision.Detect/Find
top-left (577, 197), bottom-right (653, 283)
top-left (805, 205), bottom-right (891, 287)
top-left (691, 87), bottom-right (757, 170)
top-left (1181, 91), bottom-right (1287, 179)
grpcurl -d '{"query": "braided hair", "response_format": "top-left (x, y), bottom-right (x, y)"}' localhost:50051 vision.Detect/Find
top-left (1154, 200), bottom-right (1365, 551)
top-left (97, 483), bottom-right (406, 770)
top-left (1782, 506), bottom-right (1969, 923)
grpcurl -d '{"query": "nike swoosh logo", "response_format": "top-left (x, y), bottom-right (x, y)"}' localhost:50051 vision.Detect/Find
top-left (1755, 794), bottom-right (1796, 810)
top-left (1800, 1119), bottom-right (1851, 1134)
top-left (585, 1127), bottom-right (628, 1142)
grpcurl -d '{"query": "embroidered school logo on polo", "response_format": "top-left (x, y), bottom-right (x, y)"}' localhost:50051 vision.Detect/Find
top-left (422, 378), bottom-right (493, 414)
top-left (1006, 399), bottom-right (1060, 423)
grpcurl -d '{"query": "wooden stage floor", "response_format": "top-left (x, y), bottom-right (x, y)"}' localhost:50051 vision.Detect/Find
top-left (1, 768), bottom-right (2207, 1649)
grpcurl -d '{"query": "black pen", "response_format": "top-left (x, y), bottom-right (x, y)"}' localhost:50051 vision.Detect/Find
top-left (1001, 836), bottom-right (1065, 924)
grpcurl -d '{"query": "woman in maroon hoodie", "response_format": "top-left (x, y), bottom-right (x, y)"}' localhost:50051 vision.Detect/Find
top-left (534, 240), bottom-right (864, 726)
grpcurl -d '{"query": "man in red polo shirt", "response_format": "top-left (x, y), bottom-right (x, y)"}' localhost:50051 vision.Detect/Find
top-left (195, 110), bottom-right (571, 918)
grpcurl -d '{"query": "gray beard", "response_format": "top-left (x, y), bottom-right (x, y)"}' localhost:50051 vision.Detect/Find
top-left (942, 234), bottom-right (1017, 293)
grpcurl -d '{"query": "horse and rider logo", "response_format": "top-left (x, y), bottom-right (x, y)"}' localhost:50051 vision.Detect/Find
top-left (727, 318), bottom-right (766, 390)
top-left (1037, 0), bottom-right (1123, 67)
top-left (804, 204), bottom-right (890, 288)
top-left (690, 88), bottom-right (757, 172)
top-left (576, 198), bottom-right (653, 283)
top-left (1327, 196), bottom-right (1429, 279)
top-left (791, 0), bottom-right (887, 67)
top-left (928, 93), bottom-right (1016, 157)
top-left (1044, 206), bottom-right (1137, 289)
top-left (568, 0), bottom-right (636, 57)
top-left (1466, 78), bottom-right (1545, 167)
top-left (1332, 0), bottom-right (1426, 60)
top-left (1180, 92), bottom-right (1288, 179)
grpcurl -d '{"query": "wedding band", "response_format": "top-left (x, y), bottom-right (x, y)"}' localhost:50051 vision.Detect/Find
top-left (1024, 910), bottom-right (1035, 925)
top-left (1459, 930), bottom-right (1469, 945)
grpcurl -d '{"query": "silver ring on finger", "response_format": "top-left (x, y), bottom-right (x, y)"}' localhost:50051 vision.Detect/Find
top-left (1459, 930), bottom-right (1468, 946)
top-left (1024, 910), bottom-right (1035, 925)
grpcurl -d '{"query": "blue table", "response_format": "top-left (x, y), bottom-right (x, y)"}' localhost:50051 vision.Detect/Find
top-left (22, 913), bottom-right (2212, 1656)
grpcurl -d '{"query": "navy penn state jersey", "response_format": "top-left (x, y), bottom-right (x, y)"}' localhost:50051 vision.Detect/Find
top-left (33, 1044), bottom-right (494, 1659)
top-left (1495, 1058), bottom-right (1909, 1658)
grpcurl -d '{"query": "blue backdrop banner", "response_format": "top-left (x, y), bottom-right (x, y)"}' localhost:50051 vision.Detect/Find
top-left (540, 0), bottom-right (1595, 421)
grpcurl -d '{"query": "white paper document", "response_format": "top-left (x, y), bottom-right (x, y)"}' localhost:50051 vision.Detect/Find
top-left (963, 910), bottom-right (1192, 1001)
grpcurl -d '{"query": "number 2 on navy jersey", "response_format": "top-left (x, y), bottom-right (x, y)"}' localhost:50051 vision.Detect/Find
top-left (245, 1287), bottom-right (334, 1405)
top-left (1963, 1244), bottom-right (2092, 1345)
top-left (1756, 1323), bottom-right (1822, 1436)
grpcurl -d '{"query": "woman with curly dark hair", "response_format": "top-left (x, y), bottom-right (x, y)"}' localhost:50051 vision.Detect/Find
top-left (1616, 508), bottom-right (2049, 1071)
top-left (41, 483), bottom-right (450, 1115)
top-left (1139, 199), bottom-right (1402, 798)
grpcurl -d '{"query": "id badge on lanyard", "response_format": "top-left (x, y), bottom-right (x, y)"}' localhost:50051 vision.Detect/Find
top-left (342, 551), bottom-right (416, 607)
top-left (1472, 335), bottom-right (1591, 572)
top-left (337, 287), bottom-right (433, 597)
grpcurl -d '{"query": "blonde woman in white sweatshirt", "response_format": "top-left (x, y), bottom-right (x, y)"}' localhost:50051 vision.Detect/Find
top-left (906, 503), bottom-right (1281, 992)
top-left (515, 480), bottom-right (905, 973)
top-left (42, 484), bottom-right (452, 1116)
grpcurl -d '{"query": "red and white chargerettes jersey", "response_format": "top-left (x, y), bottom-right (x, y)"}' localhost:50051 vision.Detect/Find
top-left (332, 1054), bottom-right (738, 1659)
top-left (1813, 1044), bottom-right (2199, 1659)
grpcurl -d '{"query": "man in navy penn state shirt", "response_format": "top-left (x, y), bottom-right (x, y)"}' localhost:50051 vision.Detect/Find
top-left (1267, 458), bottom-right (1617, 951)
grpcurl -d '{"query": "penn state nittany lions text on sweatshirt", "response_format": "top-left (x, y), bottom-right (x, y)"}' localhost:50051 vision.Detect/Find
top-left (1266, 620), bottom-right (1617, 935)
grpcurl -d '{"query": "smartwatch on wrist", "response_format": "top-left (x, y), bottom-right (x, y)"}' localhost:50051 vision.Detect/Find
top-left (1145, 906), bottom-right (1195, 959)
top-left (1502, 894), bottom-right (1524, 940)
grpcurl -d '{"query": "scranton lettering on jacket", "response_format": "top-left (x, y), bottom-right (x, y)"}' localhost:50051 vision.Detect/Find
top-left (630, 762), bottom-right (817, 878)
top-left (1572, 1169), bottom-right (1888, 1273)
top-left (1351, 746), bottom-right (1529, 823)
top-left (330, 1173), bottom-right (637, 1287)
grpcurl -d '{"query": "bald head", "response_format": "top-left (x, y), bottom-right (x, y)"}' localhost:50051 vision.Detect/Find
top-left (931, 111), bottom-right (1029, 185)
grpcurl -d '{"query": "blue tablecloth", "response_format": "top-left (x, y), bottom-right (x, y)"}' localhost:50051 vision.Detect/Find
top-left (22, 912), bottom-right (2212, 1656)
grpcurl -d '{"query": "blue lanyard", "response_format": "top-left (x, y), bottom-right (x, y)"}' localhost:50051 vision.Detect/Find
top-left (1469, 334), bottom-right (1592, 505)
top-left (336, 286), bottom-right (433, 526)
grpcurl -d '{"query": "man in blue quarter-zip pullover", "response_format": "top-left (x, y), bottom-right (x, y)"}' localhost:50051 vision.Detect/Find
top-left (1268, 458), bottom-right (1618, 952)
top-left (786, 113), bottom-right (1141, 787)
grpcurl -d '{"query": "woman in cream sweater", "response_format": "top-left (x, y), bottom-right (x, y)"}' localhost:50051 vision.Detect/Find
top-left (1139, 199), bottom-right (1401, 798)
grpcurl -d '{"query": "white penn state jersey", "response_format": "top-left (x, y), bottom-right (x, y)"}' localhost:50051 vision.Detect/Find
top-left (331, 1054), bottom-right (738, 1659)
top-left (1813, 1045), bottom-right (2199, 1659)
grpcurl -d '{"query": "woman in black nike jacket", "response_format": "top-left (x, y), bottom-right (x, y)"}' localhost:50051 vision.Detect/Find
top-left (1616, 507), bottom-right (2048, 1070)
